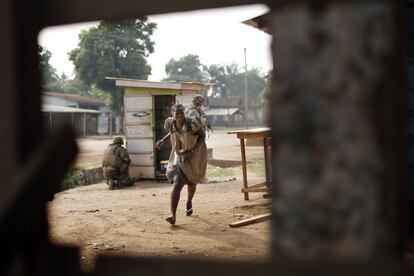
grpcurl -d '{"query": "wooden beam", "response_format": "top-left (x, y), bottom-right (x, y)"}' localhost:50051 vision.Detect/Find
top-left (248, 181), bottom-right (267, 188)
top-left (83, 112), bottom-right (86, 137)
top-left (240, 138), bottom-right (249, 200)
top-left (241, 187), bottom-right (270, 193)
top-left (229, 213), bottom-right (271, 228)
top-left (42, 0), bottom-right (268, 27)
top-left (116, 79), bottom-right (181, 90)
top-left (228, 128), bottom-right (271, 139)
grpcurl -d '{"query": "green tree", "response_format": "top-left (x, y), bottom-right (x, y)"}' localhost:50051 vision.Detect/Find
top-left (223, 63), bottom-right (243, 99)
top-left (38, 46), bottom-right (59, 88)
top-left (90, 85), bottom-right (112, 106)
top-left (43, 73), bottom-right (90, 95)
top-left (221, 65), bottom-right (266, 101)
top-left (69, 18), bottom-right (157, 112)
top-left (202, 63), bottom-right (266, 102)
top-left (64, 77), bottom-right (90, 95)
top-left (202, 64), bottom-right (227, 98)
top-left (260, 71), bottom-right (273, 104)
top-left (243, 67), bottom-right (267, 100)
top-left (164, 54), bottom-right (206, 82)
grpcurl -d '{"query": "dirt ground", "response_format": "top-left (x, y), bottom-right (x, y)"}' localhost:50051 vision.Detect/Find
top-left (49, 129), bottom-right (272, 272)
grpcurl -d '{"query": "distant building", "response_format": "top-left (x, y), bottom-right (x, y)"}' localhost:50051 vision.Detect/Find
top-left (42, 92), bottom-right (106, 110)
top-left (206, 97), bottom-right (265, 127)
top-left (42, 92), bottom-right (112, 136)
top-left (204, 107), bottom-right (244, 127)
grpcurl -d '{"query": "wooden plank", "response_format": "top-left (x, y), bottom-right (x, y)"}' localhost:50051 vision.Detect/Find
top-left (241, 187), bottom-right (270, 193)
top-left (227, 128), bottom-right (271, 139)
top-left (125, 95), bottom-right (152, 110)
top-left (181, 83), bottom-right (211, 91)
top-left (248, 182), bottom-right (267, 188)
top-left (124, 108), bottom-right (153, 112)
top-left (129, 153), bottom-right (153, 166)
top-left (125, 111), bottom-right (152, 125)
top-left (228, 127), bottom-right (270, 134)
top-left (127, 138), bottom-right (153, 153)
top-left (129, 151), bottom-right (152, 154)
top-left (126, 125), bottom-right (153, 138)
top-left (124, 95), bottom-right (154, 180)
top-left (240, 138), bottom-right (249, 200)
top-left (44, 0), bottom-right (265, 27)
top-left (129, 165), bottom-right (155, 179)
top-left (236, 131), bottom-right (271, 139)
top-left (117, 79), bottom-right (181, 90)
top-left (127, 135), bottom-right (153, 139)
top-left (125, 86), bottom-right (179, 96)
top-left (229, 213), bottom-right (271, 228)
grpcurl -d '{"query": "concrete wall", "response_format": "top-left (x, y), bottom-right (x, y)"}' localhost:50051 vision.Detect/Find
top-left (75, 167), bottom-right (104, 186)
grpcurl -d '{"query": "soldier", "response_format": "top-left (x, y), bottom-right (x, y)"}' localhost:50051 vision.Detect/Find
top-left (185, 95), bottom-right (212, 135)
top-left (163, 103), bottom-right (207, 225)
top-left (102, 136), bottom-right (134, 190)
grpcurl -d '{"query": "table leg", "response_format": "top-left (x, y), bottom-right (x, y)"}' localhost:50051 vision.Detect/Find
top-left (263, 137), bottom-right (271, 189)
top-left (240, 138), bottom-right (249, 200)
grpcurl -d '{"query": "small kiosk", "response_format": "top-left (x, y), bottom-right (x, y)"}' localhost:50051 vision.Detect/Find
top-left (110, 78), bottom-right (213, 180)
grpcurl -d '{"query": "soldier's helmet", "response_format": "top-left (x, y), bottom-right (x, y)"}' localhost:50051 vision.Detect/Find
top-left (192, 95), bottom-right (205, 106)
top-left (112, 136), bottom-right (124, 145)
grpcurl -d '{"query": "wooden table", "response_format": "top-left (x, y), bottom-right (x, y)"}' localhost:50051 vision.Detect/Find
top-left (228, 128), bottom-right (272, 200)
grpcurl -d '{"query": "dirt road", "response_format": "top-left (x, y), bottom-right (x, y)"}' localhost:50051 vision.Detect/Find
top-left (49, 177), bottom-right (270, 271)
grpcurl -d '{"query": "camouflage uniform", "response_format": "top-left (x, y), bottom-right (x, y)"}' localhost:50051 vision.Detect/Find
top-left (186, 105), bottom-right (205, 120)
top-left (102, 137), bottom-right (134, 189)
top-left (186, 95), bottom-right (211, 135)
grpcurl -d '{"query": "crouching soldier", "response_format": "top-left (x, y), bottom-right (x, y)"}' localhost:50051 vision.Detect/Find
top-left (102, 136), bottom-right (134, 190)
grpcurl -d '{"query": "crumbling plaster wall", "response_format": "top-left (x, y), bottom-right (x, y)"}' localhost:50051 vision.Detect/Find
top-left (269, 2), bottom-right (406, 259)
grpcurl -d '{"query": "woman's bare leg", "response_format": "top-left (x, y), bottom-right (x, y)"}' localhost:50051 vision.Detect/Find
top-left (186, 184), bottom-right (196, 216)
top-left (166, 175), bottom-right (185, 224)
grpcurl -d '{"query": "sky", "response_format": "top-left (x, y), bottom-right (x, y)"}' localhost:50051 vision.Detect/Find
top-left (38, 4), bottom-right (272, 81)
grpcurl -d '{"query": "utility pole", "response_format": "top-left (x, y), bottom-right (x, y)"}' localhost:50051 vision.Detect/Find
top-left (244, 47), bottom-right (249, 129)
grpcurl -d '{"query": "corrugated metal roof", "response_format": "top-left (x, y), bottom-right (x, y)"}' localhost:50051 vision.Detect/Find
top-left (106, 77), bottom-right (216, 90)
top-left (208, 98), bottom-right (264, 108)
top-left (204, 108), bottom-right (243, 116)
top-left (242, 13), bottom-right (271, 35)
top-left (43, 92), bottom-right (106, 106)
top-left (42, 104), bottom-right (100, 113)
